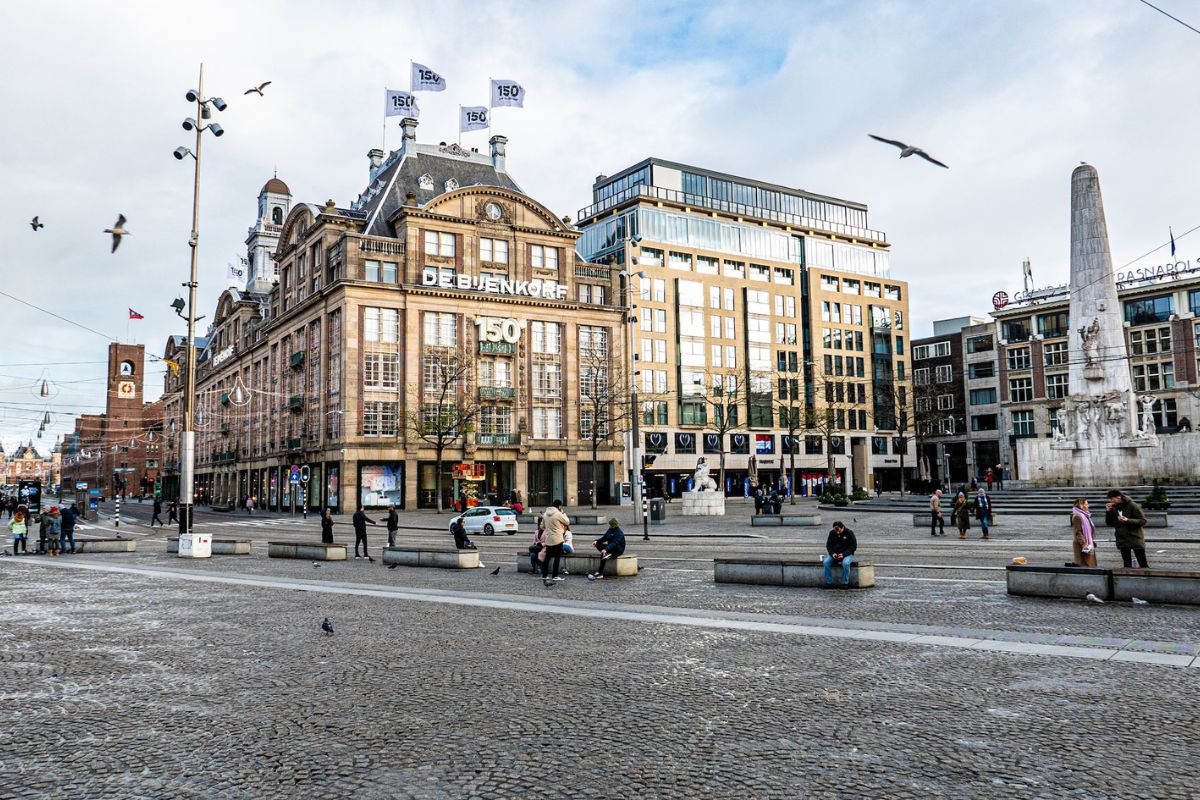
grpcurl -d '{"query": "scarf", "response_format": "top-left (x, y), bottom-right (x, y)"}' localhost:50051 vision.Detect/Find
top-left (1072, 507), bottom-right (1095, 548)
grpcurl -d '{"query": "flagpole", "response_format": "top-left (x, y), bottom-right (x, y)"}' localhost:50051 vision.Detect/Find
top-left (382, 86), bottom-right (387, 152)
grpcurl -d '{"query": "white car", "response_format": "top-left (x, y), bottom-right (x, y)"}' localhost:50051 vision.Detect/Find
top-left (449, 506), bottom-right (520, 536)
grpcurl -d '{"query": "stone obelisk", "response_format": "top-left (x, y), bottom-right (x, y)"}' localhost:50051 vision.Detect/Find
top-left (1067, 164), bottom-right (1132, 399)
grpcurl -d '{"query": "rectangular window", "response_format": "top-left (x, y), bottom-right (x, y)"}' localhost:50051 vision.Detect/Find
top-left (935, 365), bottom-right (953, 382)
top-left (937, 394), bottom-right (954, 410)
top-left (640, 247), bottom-right (664, 268)
top-left (914, 367), bottom-right (931, 385)
top-left (480, 237), bottom-right (509, 264)
top-left (747, 316), bottom-right (770, 343)
top-left (423, 311), bottom-right (456, 347)
top-left (657, 340), bottom-right (668, 363)
top-left (679, 338), bottom-right (706, 366)
top-left (1007, 347), bottom-right (1031, 370)
top-left (533, 363), bottom-right (561, 399)
top-left (531, 321), bottom-right (560, 354)
top-left (1036, 311), bottom-right (1069, 338)
top-left (844, 279), bottom-right (861, 295)
top-left (821, 275), bottom-right (840, 291)
top-left (1132, 362), bottom-right (1175, 392)
top-left (424, 231), bottom-right (455, 257)
top-left (579, 326), bottom-right (609, 359)
top-left (864, 281), bottom-right (881, 298)
top-left (680, 309), bottom-right (705, 337)
top-left (747, 290), bottom-right (770, 315)
top-left (722, 260), bottom-right (744, 278)
top-left (361, 401), bottom-right (398, 437)
top-left (363, 353), bottom-right (399, 389)
top-left (1043, 341), bottom-right (1069, 367)
top-left (723, 287), bottom-right (735, 310)
top-left (966, 335), bottom-right (993, 353)
top-left (884, 284), bottom-right (902, 301)
top-left (913, 342), bottom-right (951, 360)
top-left (969, 388), bottom-right (997, 405)
top-left (1123, 295), bottom-right (1174, 325)
top-left (531, 245), bottom-right (559, 270)
top-left (1012, 410), bottom-right (1035, 438)
top-left (968, 362), bottom-right (996, 379)
top-left (668, 251), bottom-right (692, 271)
top-left (678, 280), bottom-right (704, 307)
top-left (749, 263), bottom-right (770, 282)
top-left (1009, 377), bottom-right (1034, 403)
top-left (971, 414), bottom-right (998, 432)
top-left (696, 255), bottom-right (719, 275)
top-left (1045, 372), bottom-right (1068, 399)
top-left (532, 407), bottom-right (563, 439)
top-left (774, 267), bottom-right (794, 285)
top-left (479, 405), bottom-right (513, 436)
top-left (1129, 326), bottom-right (1172, 355)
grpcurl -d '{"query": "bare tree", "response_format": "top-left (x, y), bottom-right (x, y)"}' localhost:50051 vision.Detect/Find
top-left (774, 368), bottom-right (804, 504)
top-left (872, 374), bottom-right (916, 496)
top-left (578, 342), bottom-right (632, 510)
top-left (407, 345), bottom-right (481, 513)
top-left (803, 361), bottom-right (862, 490)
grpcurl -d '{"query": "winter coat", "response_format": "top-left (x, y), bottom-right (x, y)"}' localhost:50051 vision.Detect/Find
top-left (974, 494), bottom-right (992, 522)
top-left (1105, 498), bottom-right (1147, 549)
top-left (542, 507), bottom-right (570, 546)
top-left (1071, 509), bottom-right (1098, 568)
top-left (825, 527), bottom-right (857, 558)
top-left (595, 526), bottom-right (626, 558)
top-left (953, 500), bottom-right (971, 530)
top-left (8, 518), bottom-right (26, 537)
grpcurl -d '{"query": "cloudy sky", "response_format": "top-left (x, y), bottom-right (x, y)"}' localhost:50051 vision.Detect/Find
top-left (2, 0), bottom-right (1198, 452)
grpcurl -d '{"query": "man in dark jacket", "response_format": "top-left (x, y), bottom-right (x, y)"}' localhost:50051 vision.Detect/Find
top-left (385, 504), bottom-right (399, 548)
top-left (823, 521), bottom-right (858, 588)
top-left (351, 506), bottom-right (377, 560)
top-left (450, 516), bottom-right (476, 550)
top-left (587, 519), bottom-right (627, 581)
top-left (60, 504), bottom-right (77, 554)
top-left (150, 497), bottom-right (164, 528)
top-left (1105, 489), bottom-right (1149, 569)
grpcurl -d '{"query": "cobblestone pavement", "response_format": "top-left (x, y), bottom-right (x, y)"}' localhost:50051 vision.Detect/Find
top-left (3, 502), bottom-right (1197, 798)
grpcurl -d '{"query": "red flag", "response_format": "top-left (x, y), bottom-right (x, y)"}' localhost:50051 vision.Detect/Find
top-left (128, 308), bottom-right (144, 320)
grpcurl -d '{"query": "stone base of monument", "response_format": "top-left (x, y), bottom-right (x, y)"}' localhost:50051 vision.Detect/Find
top-left (681, 491), bottom-right (725, 516)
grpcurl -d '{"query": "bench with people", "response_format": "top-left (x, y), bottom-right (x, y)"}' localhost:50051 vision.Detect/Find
top-left (714, 521), bottom-right (875, 588)
top-left (521, 510), bottom-right (637, 581)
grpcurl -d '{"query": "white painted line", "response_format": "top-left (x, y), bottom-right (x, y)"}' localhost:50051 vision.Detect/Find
top-left (6, 558), bottom-right (1196, 670)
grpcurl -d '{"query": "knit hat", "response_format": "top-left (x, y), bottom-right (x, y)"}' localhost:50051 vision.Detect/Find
top-left (608, 518), bottom-right (620, 527)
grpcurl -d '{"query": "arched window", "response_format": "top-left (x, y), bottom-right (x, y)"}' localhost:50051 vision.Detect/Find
top-left (272, 207), bottom-right (283, 225)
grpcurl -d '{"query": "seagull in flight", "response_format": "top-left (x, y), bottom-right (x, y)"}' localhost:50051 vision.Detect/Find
top-left (30, 216), bottom-right (44, 231)
top-left (868, 134), bottom-right (949, 169)
top-left (244, 81), bottom-right (272, 96)
top-left (104, 214), bottom-right (129, 252)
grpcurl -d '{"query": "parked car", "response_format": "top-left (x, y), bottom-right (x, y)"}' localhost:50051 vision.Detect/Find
top-left (449, 506), bottom-right (519, 536)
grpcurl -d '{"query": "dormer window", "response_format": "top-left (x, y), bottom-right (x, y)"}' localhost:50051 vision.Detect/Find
top-left (444, 178), bottom-right (459, 192)
top-left (418, 174), bottom-right (434, 191)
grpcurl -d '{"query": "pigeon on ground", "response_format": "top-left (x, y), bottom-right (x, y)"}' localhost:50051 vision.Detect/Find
top-left (1131, 597), bottom-right (1149, 605)
top-left (30, 216), bottom-right (43, 231)
top-left (2, 549), bottom-right (10, 556)
top-left (244, 81), bottom-right (272, 96)
top-left (104, 214), bottom-right (129, 252)
top-left (868, 134), bottom-right (949, 168)
top-left (1084, 593), bottom-right (1105, 604)
top-left (312, 562), bottom-right (320, 568)
top-left (387, 563), bottom-right (398, 570)
top-left (321, 618), bottom-right (334, 636)
top-left (490, 566), bottom-right (501, 575)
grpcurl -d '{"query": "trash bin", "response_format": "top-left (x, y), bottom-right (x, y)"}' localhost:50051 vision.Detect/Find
top-left (178, 533), bottom-right (212, 559)
top-left (650, 497), bottom-right (666, 525)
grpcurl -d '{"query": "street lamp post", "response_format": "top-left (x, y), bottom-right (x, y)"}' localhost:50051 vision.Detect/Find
top-left (174, 64), bottom-right (225, 537)
top-left (619, 236), bottom-right (646, 538)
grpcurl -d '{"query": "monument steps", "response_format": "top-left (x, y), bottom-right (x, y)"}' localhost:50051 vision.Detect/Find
top-left (836, 486), bottom-right (1200, 515)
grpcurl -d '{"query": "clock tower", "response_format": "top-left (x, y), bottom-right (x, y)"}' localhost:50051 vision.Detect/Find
top-left (107, 343), bottom-right (145, 415)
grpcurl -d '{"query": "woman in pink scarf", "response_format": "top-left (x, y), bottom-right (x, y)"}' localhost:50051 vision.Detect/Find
top-left (1071, 499), bottom-right (1098, 567)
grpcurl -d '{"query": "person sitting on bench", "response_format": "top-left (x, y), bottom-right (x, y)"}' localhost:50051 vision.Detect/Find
top-left (823, 521), bottom-right (857, 588)
top-left (587, 518), bottom-right (626, 581)
top-left (450, 516), bottom-right (477, 550)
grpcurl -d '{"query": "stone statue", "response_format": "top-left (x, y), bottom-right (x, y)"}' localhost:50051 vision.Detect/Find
top-left (693, 458), bottom-right (717, 492)
top-left (1079, 318), bottom-right (1101, 369)
top-left (1075, 402), bottom-right (1091, 441)
top-left (1137, 394), bottom-right (1159, 440)
top-left (1053, 408), bottom-right (1067, 441)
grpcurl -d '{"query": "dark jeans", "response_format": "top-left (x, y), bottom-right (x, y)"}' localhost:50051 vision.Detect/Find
top-left (354, 529), bottom-right (368, 557)
top-left (528, 544), bottom-right (541, 572)
top-left (60, 530), bottom-right (75, 553)
top-left (543, 543), bottom-right (563, 579)
top-left (151, 513), bottom-right (164, 527)
top-left (930, 512), bottom-right (944, 535)
top-left (1119, 547), bottom-right (1149, 569)
top-left (13, 535), bottom-right (27, 553)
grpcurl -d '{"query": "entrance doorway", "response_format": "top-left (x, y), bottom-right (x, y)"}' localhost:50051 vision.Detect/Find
top-left (528, 462), bottom-right (564, 508)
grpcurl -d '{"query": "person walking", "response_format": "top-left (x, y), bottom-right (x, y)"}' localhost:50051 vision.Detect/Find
top-left (587, 518), bottom-right (627, 580)
top-left (385, 504), bottom-right (399, 548)
top-left (8, 511), bottom-right (28, 554)
top-left (351, 506), bottom-right (377, 561)
top-left (974, 488), bottom-right (993, 540)
top-left (167, 500), bottom-right (179, 526)
top-left (150, 497), bottom-right (165, 528)
top-left (60, 504), bottom-right (77, 554)
top-left (985, 467), bottom-right (994, 492)
top-left (320, 507), bottom-right (335, 545)
top-left (822, 521), bottom-right (858, 588)
top-left (929, 489), bottom-right (946, 536)
top-left (1071, 498), bottom-right (1098, 568)
top-left (246, 496), bottom-right (255, 515)
top-left (541, 499), bottom-right (570, 587)
top-left (994, 464), bottom-right (1004, 490)
top-left (1105, 489), bottom-right (1148, 569)
top-left (953, 491), bottom-right (971, 540)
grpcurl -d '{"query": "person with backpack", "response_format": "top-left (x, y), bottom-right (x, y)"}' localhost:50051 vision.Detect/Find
top-left (587, 519), bottom-right (626, 581)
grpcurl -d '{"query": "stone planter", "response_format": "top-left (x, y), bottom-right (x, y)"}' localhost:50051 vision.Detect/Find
top-left (75, 538), bottom-right (136, 553)
top-left (167, 538), bottom-right (252, 555)
top-left (1006, 564), bottom-right (1111, 600)
top-left (383, 547), bottom-right (480, 569)
top-left (268, 542), bottom-right (347, 560)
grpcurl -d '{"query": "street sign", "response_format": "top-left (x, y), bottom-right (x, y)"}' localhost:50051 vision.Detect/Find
top-left (288, 465), bottom-right (301, 485)
top-left (75, 481), bottom-right (88, 491)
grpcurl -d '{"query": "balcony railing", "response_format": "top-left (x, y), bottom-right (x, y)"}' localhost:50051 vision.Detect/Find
top-left (574, 264), bottom-right (612, 281)
top-left (479, 386), bottom-right (516, 400)
top-left (357, 236), bottom-right (406, 256)
top-left (576, 184), bottom-right (887, 243)
top-left (290, 351), bottom-right (305, 369)
top-left (477, 433), bottom-right (519, 446)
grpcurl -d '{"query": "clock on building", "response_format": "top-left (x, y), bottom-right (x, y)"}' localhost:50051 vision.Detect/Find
top-left (485, 202), bottom-right (503, 221)
top-left (117, 380), bottom-right (136, 399)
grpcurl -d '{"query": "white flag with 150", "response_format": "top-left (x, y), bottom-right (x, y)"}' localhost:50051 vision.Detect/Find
top-left (411, 63), bottom-right (446, 92)
top-left (490, 79), bottom-right (525, 108)
top-left (385, 89), bottom-right (420, 117)
top-left (460, 106), bottom-right (489, 132)
top-left (227, 262), bottom-right (245, 283)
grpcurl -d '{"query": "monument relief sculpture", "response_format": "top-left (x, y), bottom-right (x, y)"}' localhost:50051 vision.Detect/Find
top-left (1079, 318), bottom-right (1102, 372)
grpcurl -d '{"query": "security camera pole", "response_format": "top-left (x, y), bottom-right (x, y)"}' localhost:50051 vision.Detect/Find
top-left (176, 63), bottom-right (225, 538)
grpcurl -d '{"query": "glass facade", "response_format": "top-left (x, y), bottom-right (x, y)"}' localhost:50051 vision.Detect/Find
top-left (677, 171), bottom-right (868, 230)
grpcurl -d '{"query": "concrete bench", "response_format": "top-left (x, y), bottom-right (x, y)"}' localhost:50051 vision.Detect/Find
top-left (515, 550), bottom-right (638, 577)
top-left (268, 542), bottom-right (347, 561)
top-left (516, 513), bottom-right (608, 526)
top-left (383, 547), bottom-right (480, 569)
top-left (1111, 568), bottom-right (1200, 605)
top-left (751, 514), bottom-right (823, 527)
top-left (1005, 564), bottom-right (1110, 599)
top-left (914, 513), bottom-right (998, 527)
top-left (714, 557), bottom-right (875, 588)
top-left (167, 538), bottom-right (252, 555)
top-left (75, 538), bottom-right (136, 553)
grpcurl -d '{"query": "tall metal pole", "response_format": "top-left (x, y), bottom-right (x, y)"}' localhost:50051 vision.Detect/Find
top-left (179, 64), bottom-right (204, 536)
top-left (624, 241), bottom-right (642, 530)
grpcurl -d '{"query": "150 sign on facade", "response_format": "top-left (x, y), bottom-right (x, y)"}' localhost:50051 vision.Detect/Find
top-left (475, 316), bottom-right (521, 355)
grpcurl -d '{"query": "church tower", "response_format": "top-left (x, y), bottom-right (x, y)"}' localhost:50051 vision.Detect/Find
top-left (244, 175), bottom-right (292, 293)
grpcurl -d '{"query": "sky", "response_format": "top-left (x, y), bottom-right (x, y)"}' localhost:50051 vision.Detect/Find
top-left (2, 0), bottom-right (1199, 453)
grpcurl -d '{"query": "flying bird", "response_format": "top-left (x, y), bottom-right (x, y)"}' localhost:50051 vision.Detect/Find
top-left (321, 617), bottom-right (334, 636)
top-left (30, 216), bottom-right (43, 231)
top-left (868, 134), bottom-right (949, 169)
top-left (489, 566), bottom-right (501, 575)
top-left (244, 81), bottom-right (272, 96)
top-left (104, 214), bottom-right (129, 252)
